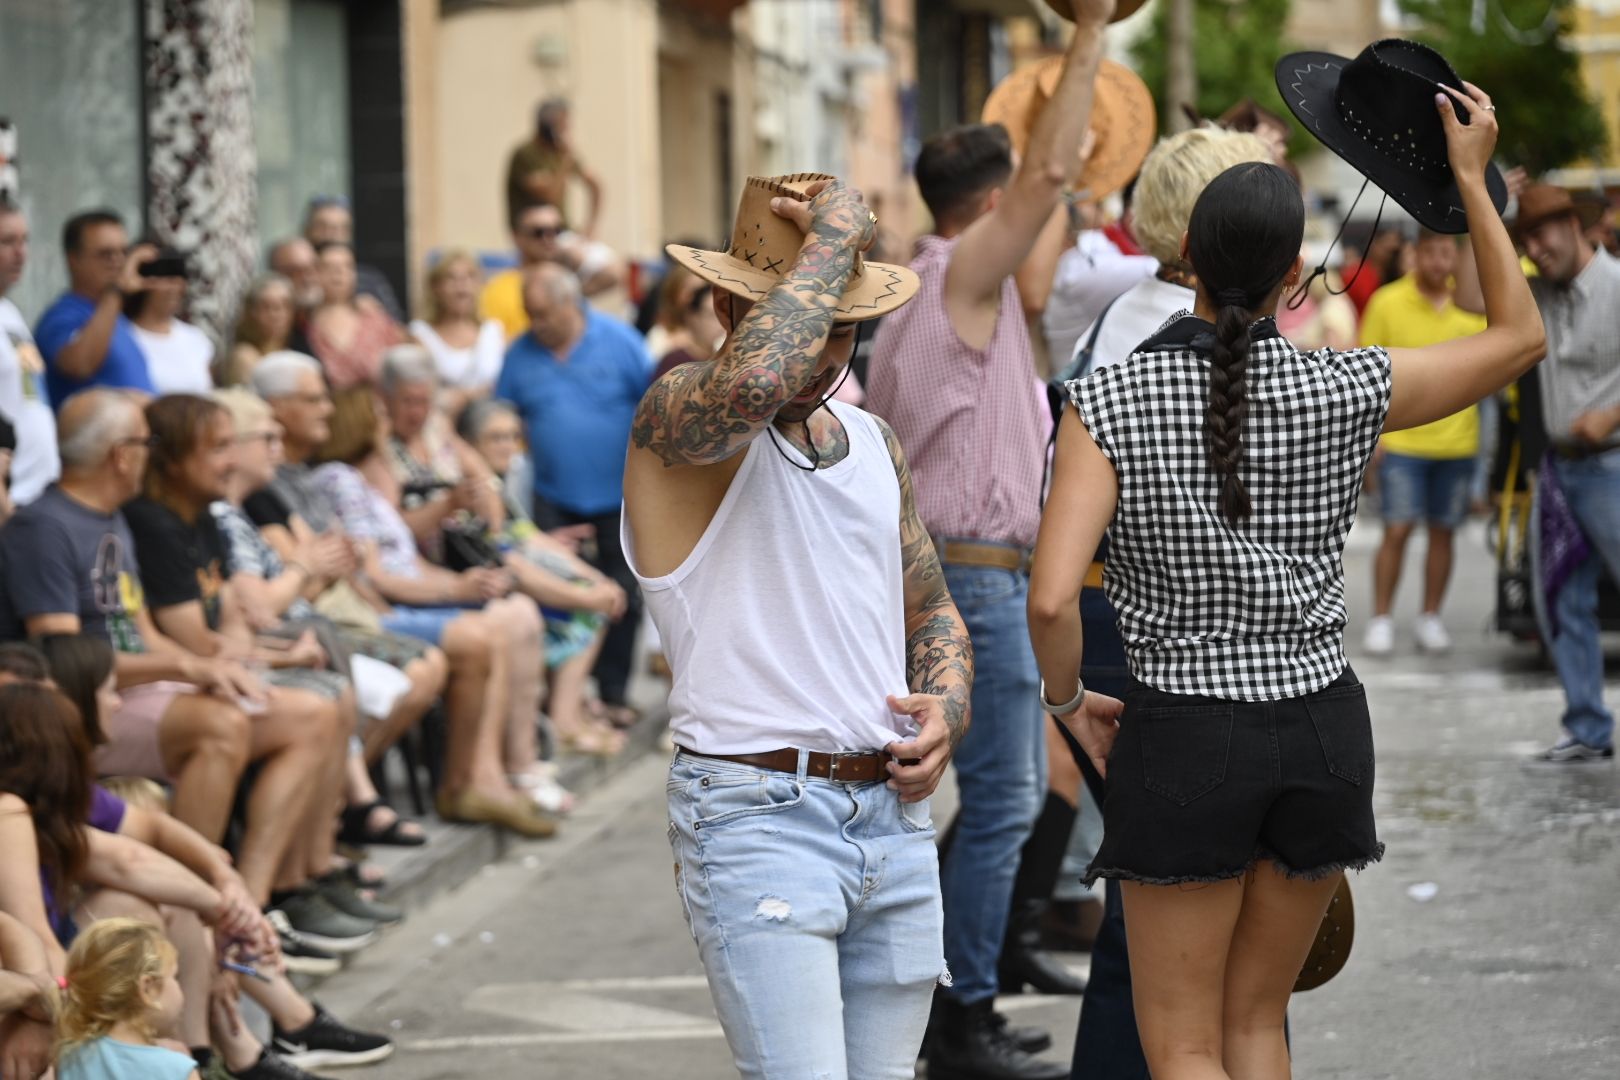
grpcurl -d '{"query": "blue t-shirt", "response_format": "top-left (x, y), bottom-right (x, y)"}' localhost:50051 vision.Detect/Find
top-left (34, 292), bottom-right (155, 407)
top-left (58, 1037), bottom-right (195, 1080)
top-left (495, 309), bottom-right (651, 516)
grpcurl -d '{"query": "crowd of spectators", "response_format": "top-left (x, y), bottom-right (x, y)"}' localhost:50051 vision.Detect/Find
top-left (0, 93), bottom-right (659, 1077)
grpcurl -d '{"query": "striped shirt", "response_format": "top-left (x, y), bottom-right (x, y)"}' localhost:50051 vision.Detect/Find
top-left (1068, 315), bottom-right (1393, 700)
top-left (865, 235), bottom-right (1047, 548)
top-left (1531, 248), bottom-right (1620, 448)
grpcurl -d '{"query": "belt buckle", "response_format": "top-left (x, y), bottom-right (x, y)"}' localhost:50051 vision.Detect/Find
top-left (827, 752), bottom-right (872, 782)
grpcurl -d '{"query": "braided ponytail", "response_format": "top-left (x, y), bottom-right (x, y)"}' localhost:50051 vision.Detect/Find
top-left (1206, 294), bottom-right (1253, 525)
top-left (1185, 163), bottom-right (1307, 528)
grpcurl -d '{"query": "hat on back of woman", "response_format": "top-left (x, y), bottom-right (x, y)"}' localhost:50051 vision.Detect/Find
top-left (1276, 39), bottom-right (1509, 234)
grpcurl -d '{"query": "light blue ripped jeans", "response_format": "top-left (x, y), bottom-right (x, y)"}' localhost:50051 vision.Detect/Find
top-left (666, 749), bottom-right (945, 1079)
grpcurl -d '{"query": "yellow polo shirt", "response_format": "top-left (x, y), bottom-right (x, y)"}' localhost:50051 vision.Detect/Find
top-left (478, 269), bottom-right (529, 340)
top-left (1359, 274), bottom-right (1488, 459)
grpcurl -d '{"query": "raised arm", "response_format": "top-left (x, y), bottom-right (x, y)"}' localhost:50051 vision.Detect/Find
top-left (1385, 84), bottom-right (1545, 432)
top-left (944, 4), bottom-right (1112, 347)
top-left (874, 418), bottom-right (972, 803)
top-left (629, 180), bottom-right (874, 468)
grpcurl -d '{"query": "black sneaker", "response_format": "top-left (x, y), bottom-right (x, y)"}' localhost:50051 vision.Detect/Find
top-left (927, 996), bottom-right (1067, 1080)
top-left (269, 888), bottom-right (379, 953)
top-left (266, 909), bottom-right (341, 977)
top-left (273, 1003), bottom-right (394, 1069)
top-left (1530, 737), bottom-right (1615, 765)
top-left (315, 873), bottom-right (403, 927)
top-left (221, 1049), bottom-right (328, 1080)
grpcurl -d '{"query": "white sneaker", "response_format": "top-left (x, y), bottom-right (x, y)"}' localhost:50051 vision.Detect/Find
top-left (1414, 614), bottom-right (1452, 654)
top-left (1363, 615), bottom-right (1395, 657)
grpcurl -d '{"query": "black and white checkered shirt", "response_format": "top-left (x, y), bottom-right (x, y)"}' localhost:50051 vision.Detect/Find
top-left (1067, 314), bottom-right (1393, 701)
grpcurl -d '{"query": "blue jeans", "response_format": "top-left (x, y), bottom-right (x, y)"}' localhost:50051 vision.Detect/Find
top-left (666, 751), bottom-right (944, 1078)
top-left (1538, 453), bottom-right (1620, 750)
top-left (1379, 451), bottom-right (1475, 528)
top-left (939, 564), bottom-right (1046, 1005)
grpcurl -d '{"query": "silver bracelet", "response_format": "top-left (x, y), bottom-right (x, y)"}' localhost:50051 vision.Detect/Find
top-left (1039, 677), bottom-right (1085, 716)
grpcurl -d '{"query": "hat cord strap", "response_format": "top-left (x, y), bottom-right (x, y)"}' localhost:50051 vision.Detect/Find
top-left (1287, 177), bottom-right (1388, 311)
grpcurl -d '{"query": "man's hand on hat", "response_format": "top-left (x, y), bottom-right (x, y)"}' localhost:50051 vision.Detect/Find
top-left (1070, 0), bottom-right (1118, 27)
top-left (1435, 82), bottom-right (1498, 186)
top-left (770, 178), bottom-right (876, 253)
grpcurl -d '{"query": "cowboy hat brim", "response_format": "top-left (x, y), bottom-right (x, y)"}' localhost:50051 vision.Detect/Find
top-left (1511, 199), bottom-right (1603, 243)
top-left (1045, 0), bottom-right (1149, 23)
top-left (665, 244), bottom-right (920, 323)
top-left (1276, 50), bottom-right (1507, 235)
top-left (983, 57), bottom-right (1155, 206)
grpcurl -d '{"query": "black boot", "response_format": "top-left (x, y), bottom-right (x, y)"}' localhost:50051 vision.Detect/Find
top-left (926, 995), bottom-right (1067, 1080)
top-left (921, 989), bottom-right (1051, 1059)
top-left (999, 899), bottom-right (1089, 996)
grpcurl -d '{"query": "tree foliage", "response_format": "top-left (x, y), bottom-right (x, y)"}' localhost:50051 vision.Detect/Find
top-left (1399, 0), bottom-right (1606, 175)
top-left (1129, 0), bottom-right (1314, 156)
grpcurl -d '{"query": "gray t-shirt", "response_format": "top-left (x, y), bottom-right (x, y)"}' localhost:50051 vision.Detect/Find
top-left (1531, 249), bottom-right (1620, 447)
top-left (0, 485), bottom-right (148, 651)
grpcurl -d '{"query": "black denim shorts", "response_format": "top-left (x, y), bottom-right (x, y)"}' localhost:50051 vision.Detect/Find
top-left (1084, 667), bottom-right (1385, 886)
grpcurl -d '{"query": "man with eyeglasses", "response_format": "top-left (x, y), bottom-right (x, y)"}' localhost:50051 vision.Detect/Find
top-left (480, 201), bottom-right (621, 340)
top-left (32, 209), bottom-right (179, 409)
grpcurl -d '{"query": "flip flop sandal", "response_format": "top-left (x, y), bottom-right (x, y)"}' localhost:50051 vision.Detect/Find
top-left (338, 799), bottom-right (428, 848)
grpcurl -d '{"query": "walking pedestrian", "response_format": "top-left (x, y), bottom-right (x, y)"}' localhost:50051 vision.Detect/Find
top-left (624, 172), bottom-right (965, 1077)
top-left (1030, 69), bottom-right (1541, 1080)
top-left (1360, 230), bottom-right (1487, 658)
top-left (864, 5), bottom-right (1115, 1074)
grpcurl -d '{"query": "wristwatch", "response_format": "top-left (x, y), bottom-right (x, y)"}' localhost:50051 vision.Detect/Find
top-left (1039, 677), bottom-right (1085, 716)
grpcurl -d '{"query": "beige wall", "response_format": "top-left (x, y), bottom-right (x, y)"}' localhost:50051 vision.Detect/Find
top-left (429, 0), bottom-right (663, 263)
top-left (657, 9), bottom-right (743, 247)
top-left (844, 0), bottom-right (919, 256)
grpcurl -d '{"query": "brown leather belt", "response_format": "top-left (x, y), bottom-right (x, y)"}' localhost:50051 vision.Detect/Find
top-left (937, 539), bottom-right (1032, 573)
top-left (1551, 439), bottom-right (1620, 462)
top-left (684, 748), bottom-right (894, 783)
top-left (1084, 561), bottom-right (1105, 589)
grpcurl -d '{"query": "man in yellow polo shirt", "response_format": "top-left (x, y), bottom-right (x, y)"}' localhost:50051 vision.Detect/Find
top-left (1360, 229), bottom-right (1488, 657)
top-left (480, 201), bottom-right (622, 339)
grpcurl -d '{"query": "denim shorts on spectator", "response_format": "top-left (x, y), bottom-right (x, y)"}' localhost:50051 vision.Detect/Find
top-left (1379, 451), bottom-right (1474, 528)
top-left (1084, 668), bottom-right (1385, 886)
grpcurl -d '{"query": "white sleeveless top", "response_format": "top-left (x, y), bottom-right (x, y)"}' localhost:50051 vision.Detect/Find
top-left (624, 400), bottom-right (913, 754)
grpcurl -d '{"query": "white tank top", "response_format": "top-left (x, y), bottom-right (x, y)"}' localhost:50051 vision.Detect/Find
top-left (624, 400), bottom-right (913, 754)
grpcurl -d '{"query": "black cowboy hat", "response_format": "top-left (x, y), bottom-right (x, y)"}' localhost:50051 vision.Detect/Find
top-left (1276, 39), bottom-right (1508, 234)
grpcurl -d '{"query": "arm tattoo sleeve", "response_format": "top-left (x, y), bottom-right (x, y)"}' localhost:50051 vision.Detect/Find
top-left (878, 417), bottom-right (973, 749)
top-left (631, 213), bottom-right (863, 468)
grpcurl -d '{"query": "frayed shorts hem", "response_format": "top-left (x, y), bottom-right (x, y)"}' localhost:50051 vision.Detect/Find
top-left (1081, 842), bottom-right (1385, 888)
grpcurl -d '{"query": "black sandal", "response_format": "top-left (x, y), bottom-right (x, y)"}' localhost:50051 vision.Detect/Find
top-left (338, 799), bottom-right (428, 848)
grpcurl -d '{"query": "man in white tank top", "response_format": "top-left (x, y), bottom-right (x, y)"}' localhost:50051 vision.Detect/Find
top-left (623, 174), bottom-right (972, 1077)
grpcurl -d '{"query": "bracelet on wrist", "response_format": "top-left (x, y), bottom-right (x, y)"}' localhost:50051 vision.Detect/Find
top-left (1039, 677), bottom-right (1086, 716)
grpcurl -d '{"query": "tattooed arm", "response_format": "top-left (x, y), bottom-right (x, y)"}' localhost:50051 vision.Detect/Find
top-left (630, 179), bottom-right (875, 467)
top-left (876, 417), bottom-right (972, 802)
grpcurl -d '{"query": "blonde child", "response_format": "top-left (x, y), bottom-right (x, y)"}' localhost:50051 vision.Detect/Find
top-left (55, 918), bottom-right (200, 1080)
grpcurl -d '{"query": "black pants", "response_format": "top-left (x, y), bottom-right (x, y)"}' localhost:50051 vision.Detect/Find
top-left (532, 500), bottom-right (642, 705)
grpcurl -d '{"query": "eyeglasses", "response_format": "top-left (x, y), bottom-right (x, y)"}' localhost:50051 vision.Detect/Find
top-left (524, 226), bottom-right (562, 240)
top-left (115, 434), bottom-right (159, 451)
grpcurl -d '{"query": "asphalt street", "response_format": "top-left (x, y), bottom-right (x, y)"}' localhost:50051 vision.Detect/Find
top-left (319, 517), bottom-right (1620, 1079)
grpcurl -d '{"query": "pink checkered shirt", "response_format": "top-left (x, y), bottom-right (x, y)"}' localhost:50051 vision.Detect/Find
top-left (866, 235), bottom-right (1047, 549)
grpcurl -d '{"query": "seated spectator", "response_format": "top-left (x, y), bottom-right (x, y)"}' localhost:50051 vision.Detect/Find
top-left (246, 355), bottom-right (554, 838)
top-left (122, 395), bottom-right (394, 944)
top-left (36, 636), bottom-right (393, 1073)
top-left (480, 202), bottom-right (618, 341)
top-left (266, 240), bottom-right (322, 326)
top-left (127, 266), bottom-right (214, 396)
top-left (498, 263), bottom-right (649, 725)
top-left (370, 345), bottom-right (505, 554)
top-left (458, 398), bottom-right (627, 761)
top-left (35, 211), bottom-right (175, 406)
top-left (312, 386), bottom-right (558, 826)
top-left (211, 388), bottom-right (444, 841)
top-left (650, 265), bottom-right (723, 380)
top-left (0, 390), bottom-right (358, 956)
top-left (409, 252), bottom-right (506, 418)
top-left (0, 199), bottom-right (61, 505)
top-left (305, 243), bottom-right (405, 391)
top-left (301, 197), bottom-right (404, 322)
top-left (219, 275), bottom-right (295, 388)
top-left (54, 919), bottom-right (198, 1080)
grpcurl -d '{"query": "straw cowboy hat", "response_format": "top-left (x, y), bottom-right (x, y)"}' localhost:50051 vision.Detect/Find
top-left (981, 57), bottom-right (1156, 205)
top-left (1512, 183), bottom-right (1603, 242)
top-left (665, 173), bottom-right (918, 323)
top-left (1276, 39), bottom-right (1508, 234)
top-left (1044, 0), bottom-right (1149, 22)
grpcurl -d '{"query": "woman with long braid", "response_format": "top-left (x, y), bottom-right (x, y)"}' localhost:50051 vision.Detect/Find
top-left (1029, 81), bottom-right (1543, 1079)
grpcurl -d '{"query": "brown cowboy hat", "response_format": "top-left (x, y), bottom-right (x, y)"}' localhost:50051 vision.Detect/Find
top-left (1044, 0), bottom-right (1150, 22)
top-left (1512, 183), bottom-right (1604, 241)
top-left (1294, 877), bottom-right (1356, 993)
top-left (981, 57), bottom-right (1156, 205)
top-left (666, 173), bottom-right (919, 323)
